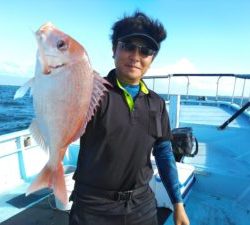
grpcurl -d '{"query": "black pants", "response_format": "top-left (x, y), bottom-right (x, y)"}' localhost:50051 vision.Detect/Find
top-left (69, 198), bottom-right (158, 225)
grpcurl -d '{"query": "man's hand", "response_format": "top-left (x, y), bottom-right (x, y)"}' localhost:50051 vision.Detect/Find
top-left (173, 203), bottom-right (190, 225)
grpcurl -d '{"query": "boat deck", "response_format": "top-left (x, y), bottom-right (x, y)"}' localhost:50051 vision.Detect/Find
top-left (180, 101), bottom-right (250, 128)
top-left (168, 103), bottom-right (250, 225)
top-left (1, 194), bottom-right (69, 225)
top-left (0, 100), bottom-right (250, 225)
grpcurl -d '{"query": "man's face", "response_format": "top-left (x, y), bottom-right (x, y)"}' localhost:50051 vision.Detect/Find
top-left (113, 38), bottom-right (156, 84)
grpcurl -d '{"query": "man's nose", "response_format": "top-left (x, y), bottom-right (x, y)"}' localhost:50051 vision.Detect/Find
top-left (129, 47), bottom-right (140, 59)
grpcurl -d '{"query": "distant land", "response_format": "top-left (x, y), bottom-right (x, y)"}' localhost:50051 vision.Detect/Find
top-left (0, 74), bottom-right (30, 86)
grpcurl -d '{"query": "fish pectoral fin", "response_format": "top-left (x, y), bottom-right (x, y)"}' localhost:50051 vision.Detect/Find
top-left (14, 77), bottom-right (34, 99)
top-left (29, 120), bottom-right (49, 152)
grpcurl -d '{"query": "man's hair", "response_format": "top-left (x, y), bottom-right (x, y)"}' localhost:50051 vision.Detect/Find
top-left (111, 11), bottom-right (167, 49)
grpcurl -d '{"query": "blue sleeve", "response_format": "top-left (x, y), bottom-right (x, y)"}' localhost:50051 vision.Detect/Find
top-left (153, 140), bottom-right (183, 204)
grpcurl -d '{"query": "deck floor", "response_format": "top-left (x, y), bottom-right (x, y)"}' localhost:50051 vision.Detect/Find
top-left (180, 103), bottom-right (250, 128)
top-left (176, 103), bottom-right (250, 225)
top-left (165, 186), bottom-right (250, 225)
top-left (1, 196), bottom-right (69, 225)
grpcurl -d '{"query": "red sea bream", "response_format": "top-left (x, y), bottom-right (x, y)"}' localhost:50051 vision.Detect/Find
top-left (14, 22), bottom-right (109, 205)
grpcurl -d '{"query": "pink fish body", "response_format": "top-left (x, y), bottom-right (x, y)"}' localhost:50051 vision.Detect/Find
top-left (14, 22), bottom-right (109, 205)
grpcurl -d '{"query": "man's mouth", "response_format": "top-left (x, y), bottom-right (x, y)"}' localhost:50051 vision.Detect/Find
top-left (126, 64), bottom-right (140, 69)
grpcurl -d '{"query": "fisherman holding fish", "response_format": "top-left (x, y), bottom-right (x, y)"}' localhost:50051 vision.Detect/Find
top-left (69, 11), bottom-right (190, 225)
top-left (15, 10), bottom-right (189, 225)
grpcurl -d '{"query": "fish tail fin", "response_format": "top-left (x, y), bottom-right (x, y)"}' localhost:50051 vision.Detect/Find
top-left (53, 162), bottom-right (68, 205)
top-left (26, 164), bottom-right (53, 196)
top-left (26, 162), bottom-right (68, 205)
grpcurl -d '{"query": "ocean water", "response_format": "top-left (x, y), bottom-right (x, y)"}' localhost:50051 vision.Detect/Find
top-left (0, 85), bottom-right (34, 135)
top-left (0, 85), bottom-right (248, 136)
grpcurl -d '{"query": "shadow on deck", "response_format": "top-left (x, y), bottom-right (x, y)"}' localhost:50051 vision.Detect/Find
top-left (1, 196), bottom-right (69, 225)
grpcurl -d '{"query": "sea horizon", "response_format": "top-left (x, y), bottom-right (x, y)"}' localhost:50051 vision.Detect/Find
top-left (0, 74), bottom-right (31, 86)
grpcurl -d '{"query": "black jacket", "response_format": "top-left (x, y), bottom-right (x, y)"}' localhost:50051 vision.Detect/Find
top-left (73, 69), bottom-right (171, 192)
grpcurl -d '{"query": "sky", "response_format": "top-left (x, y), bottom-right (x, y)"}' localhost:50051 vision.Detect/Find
top-left (0, 0), bottom-right (250, 96)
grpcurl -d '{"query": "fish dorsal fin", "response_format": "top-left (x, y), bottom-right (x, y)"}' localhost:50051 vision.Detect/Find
top-left (29, 119), bottom-right (49, 152)
top-left (72, 71), bottom-right (111, 141)
top-left (14, 78), bottom-right (34, 99)
top-left (87, 70), bottom-right (111, 119)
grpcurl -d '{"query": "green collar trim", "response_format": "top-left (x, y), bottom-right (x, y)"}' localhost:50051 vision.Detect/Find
top-left (116, 79), bottom-right (134, 111)
top-left (116, 78), bottom-right (126, 91)
top-left (139, 80), bottom-right (149, 94)
top-left (116, 78), bottom-right (149, 111)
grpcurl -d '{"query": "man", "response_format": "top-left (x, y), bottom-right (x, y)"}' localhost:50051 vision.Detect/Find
top-left (69, 11), bottom-right (190, 225)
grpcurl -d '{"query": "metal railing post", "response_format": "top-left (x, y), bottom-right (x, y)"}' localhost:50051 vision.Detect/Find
top-left (240, 79), bottom-right (246, 106)
top-left (16, 136), bottom-right (27, 180)
top-left (216, 76), bottom-right (222, 101)
top-left (152, 78), bottom-right (155, 91)
top-left (169, 95), bottom-right (181, 128)
top-left (186, 76), bottom-right (190, 99)
top-left (231, 77), bottom-right (236, 104)
top-left (167, 76), bottom-right (171, 101)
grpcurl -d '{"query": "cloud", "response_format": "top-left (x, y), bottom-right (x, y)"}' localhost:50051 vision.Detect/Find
top-left (144, 58), bottom-right (250, 97)
top-left (0, 58), bottom-right (34, 77)
top-left (147, 58), bottom-right (198, 75)
top-left (144, 58), bottom-right (200, 94)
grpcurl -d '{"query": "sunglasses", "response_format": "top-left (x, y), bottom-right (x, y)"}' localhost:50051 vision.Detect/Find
top-left (118, 41), bottom-right (156, 57)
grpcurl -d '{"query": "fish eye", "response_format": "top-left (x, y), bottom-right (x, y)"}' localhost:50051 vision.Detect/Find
top-left (57, 40), bottom-right (68, 51)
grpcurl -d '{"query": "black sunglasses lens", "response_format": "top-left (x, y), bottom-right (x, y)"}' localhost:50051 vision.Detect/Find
top-left (119, 42), bottom-right (155, 56)
top-left (140, 47), bottom-right (154, 56)
top-left (123, 43), bottom-right (136, 52)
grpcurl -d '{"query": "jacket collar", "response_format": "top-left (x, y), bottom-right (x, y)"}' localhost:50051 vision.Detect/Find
top-left (106, 69), bottom-right (149, 95)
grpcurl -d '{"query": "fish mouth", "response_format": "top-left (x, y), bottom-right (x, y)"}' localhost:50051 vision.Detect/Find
top-left (49, 63), bottom-right (66, 70)
top-left (41, 63), bottom-right (66, 75)
top-left (39, 52), bottom-right (66, 74)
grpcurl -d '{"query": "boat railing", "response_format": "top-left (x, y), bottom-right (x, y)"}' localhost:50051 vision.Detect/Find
top-left (143, 73), bottom-right (250, 108)
top-left (0, 128), bottom-right (79, 192)
top-left (0, 129), bottom-right (33, 157)
top-left (0, 129), bottom-right (39, 191)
